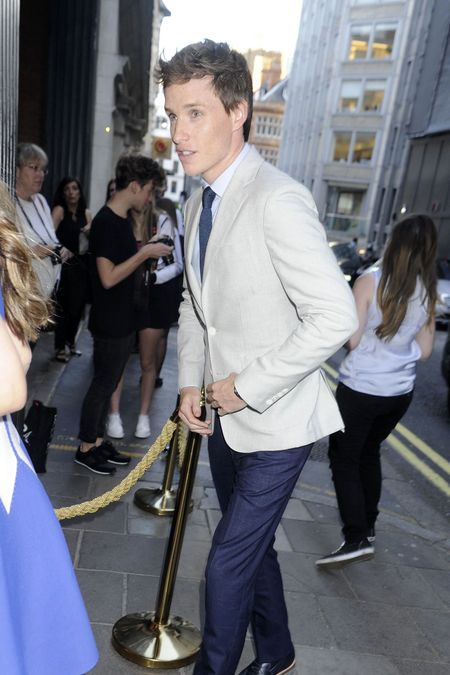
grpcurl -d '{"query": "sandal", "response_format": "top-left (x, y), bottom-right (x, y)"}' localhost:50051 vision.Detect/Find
top-left (54, 349), bottom-right (70, 363)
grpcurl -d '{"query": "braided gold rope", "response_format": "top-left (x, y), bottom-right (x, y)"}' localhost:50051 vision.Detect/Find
top-left (54, 418), bottom-right (177, 521)
top-left (177, 419), bottom-right (189, 469)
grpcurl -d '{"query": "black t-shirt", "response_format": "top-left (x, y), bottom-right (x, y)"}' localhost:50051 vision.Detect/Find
top-left (88, 206), bottom-right (137, 338)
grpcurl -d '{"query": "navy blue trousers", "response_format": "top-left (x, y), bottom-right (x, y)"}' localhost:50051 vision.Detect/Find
top-left (193, 419), bottom-right (312, 675)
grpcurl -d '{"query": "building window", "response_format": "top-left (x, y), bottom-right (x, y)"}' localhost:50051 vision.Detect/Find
top-left (339, 80), bottom-right (385, 113)
top-left (352, 132), bottom-right (376, 163)
top-left (348, 25), bottom-right (371, 59)
top-left (333, 131), bottom-right (352, 162)
top-left (348, 23), bottom-right (396, 61)
top-left (372, 24), bottom-right (396, 59)
top-left (362, 80), bottom-right (385, 111)
top-left (170, 180), bottom-right (177, 193)
top-left (339, 81), bottom-right (362, 112)
top-left (255, 114), bottom-right (282, 138)
top-left (332, 131), bottom-right (376, 164)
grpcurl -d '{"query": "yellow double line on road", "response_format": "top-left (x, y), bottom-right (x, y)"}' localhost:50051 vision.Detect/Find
top-left (322, 362), bottom-right (450, 497)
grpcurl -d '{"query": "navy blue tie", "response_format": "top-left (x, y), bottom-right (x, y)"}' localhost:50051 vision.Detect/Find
top-left (199, 186), bottom-right (216, 280)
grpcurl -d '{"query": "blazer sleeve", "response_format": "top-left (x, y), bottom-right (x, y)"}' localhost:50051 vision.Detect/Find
top-left (234, 183), bottom-right (358, 413)
top-left (177, 275), bottom-right (206, 390)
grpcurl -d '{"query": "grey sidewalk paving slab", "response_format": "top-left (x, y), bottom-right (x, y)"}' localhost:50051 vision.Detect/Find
top-left (373, 530), bottom-right (450, 570)
top-left (63, 528), bottom-right (82, 560)
top-left (416, 567), bottom-right (450, 609)
top-left (393, 659), bottom-right (450, 675)
top-left (406, 606), bottom-right (450, 661)
top-left (282, 519), bottom-right (345, 554)
top-left (278, 551), bottom-right (356, 599)
top-left (40, 470), bottom-right (91, 500)
top-left (342, 561), bottom-right (447, 609)
top-left (57, 500), bottom-right (127, 534)
top-left (126, 573), bottom-right (203, 627)
top-left (318, 596), bottom-right (439, 660)
top-left (283, 497), bottom-right (315, 521)
top-left (78, 531), bottom-right (166, 574)
top-left (285, 592), bottom-right (337, 647)
top-left (76, 570), bottom-right (125, 623)
top-left (295, 645), bottom-right (401, 675)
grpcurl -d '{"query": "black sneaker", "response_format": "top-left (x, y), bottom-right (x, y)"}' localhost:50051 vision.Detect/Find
top-left (367, 526), bottom-right (376, 543)
top-left (74, 446), bottom-right (116, 475)
top-left (315, 538), bottom-right (374, 569)
top-left (97, 440), bottom-right (131, 466)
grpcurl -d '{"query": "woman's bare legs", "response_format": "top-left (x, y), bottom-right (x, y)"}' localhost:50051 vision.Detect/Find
top-left (110, 374), bottom-right (124, 415)
top-left (139, 327), bottom-right (164, 416)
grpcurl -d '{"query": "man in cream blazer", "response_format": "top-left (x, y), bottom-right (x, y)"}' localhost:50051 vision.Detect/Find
top-left (158, 40), bottom-right (357, 675)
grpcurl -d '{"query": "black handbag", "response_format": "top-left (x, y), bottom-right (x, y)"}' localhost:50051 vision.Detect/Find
top-left (22, 400), bottom-right (57, 473)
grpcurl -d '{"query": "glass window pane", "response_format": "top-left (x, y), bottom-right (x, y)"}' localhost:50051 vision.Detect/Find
top-left (362, 80), bottom-right (385, 111)
top-left (339, 80), bottom-right (362, 112)
top-left (348, 25), bottom-right (370, 60)
top-left (371, 24), bottom-right (396, 59)
top-left (352, 132), bottom-right (376, 163)
top-left (333, 132), bottom-right (352, 162)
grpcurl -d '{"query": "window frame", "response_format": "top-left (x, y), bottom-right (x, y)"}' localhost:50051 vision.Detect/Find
top-left (337, 78), bottom-right (387, 114)
top-left (346, 21), bottom-right (398, 62)
top-left (331, 129), bottom-right (377, 165)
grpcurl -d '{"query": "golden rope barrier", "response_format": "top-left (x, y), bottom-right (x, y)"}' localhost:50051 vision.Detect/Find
top-left (54, 418), bottom-right (177, 521)
top-left (177, 418), bottom-right (189, 469)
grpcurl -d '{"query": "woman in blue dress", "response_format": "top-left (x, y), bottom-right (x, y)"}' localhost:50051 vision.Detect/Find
top-left (0, 182), bottom-right (98, 674)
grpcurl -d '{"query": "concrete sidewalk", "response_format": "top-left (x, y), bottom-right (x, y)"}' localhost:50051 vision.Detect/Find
top-left (27, 325), bottom-right (450, 675)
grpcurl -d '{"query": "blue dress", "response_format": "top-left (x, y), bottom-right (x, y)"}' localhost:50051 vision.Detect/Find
top-left (0, 288), bottom-right (98, 674)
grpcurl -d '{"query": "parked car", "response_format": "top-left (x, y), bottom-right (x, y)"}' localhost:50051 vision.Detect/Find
top-left (328, 240), bottom-right (362, 285)
top-left (436, 258), bottom-right (450, 327)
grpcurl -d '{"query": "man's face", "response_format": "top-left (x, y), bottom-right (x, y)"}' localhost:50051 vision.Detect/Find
top-left (131, 180), bottom-right (154, 212)
top-left (164, 76), bottom-right (246, 185)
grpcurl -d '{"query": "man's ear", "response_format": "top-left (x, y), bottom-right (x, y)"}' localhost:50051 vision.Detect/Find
top-left (231, 100), bottom-right (248, 132)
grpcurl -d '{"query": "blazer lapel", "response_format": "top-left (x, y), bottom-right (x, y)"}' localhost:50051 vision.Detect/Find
top-left (202, 147), bottom-right (264, 284)
top-left (184, 190), bottom-right (203, 304)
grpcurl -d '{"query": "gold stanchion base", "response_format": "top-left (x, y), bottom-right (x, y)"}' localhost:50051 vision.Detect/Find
top-left (134, 488), bottom-right (193, 516)
top-left (112, 612), bottom-right (201, 669)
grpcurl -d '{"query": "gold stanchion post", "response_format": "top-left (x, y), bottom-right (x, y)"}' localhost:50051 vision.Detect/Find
top-left (112, 410), bottom-right (205, 668)
top-left (134, 399), bottom-right (193, 516)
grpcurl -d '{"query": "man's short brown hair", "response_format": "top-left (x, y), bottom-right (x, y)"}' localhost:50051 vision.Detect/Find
top-left (155, 39), bottom-right (253, 142)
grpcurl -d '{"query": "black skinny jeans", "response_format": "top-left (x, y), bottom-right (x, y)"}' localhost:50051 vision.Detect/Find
top-left (329, 382), bottom-right (413, 543)
top-left (78, 333), bottom-right (134, 444)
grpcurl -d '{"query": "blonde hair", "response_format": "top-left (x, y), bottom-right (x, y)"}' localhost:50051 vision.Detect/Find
top-left (0, 182), bottom-right (50, 341)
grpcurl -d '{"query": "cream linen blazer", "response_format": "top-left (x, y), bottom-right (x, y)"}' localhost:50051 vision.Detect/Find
top-left (178, 147), bottom-right (358, 452)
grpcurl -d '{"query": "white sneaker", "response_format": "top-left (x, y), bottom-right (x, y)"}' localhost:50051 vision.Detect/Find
top-left (106, 413), bottom-right (124, 439)
top-left (135, 414), bottom-right (151, 438)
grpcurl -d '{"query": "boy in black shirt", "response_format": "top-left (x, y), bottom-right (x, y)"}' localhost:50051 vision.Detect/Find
top-left (76, 155), bottom-right (173, 475)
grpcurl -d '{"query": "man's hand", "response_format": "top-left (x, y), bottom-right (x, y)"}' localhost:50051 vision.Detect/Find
top-left (141, 241), bottom-right (173, 260)
top-left (206, 373), bottom-right (247, 416)
top-left (179, 386), bottom-right (212, 436)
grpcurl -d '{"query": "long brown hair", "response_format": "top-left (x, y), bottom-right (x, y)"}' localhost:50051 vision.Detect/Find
top-left (376, 214), bottom-right (437, 339)
top-left (0, 182), bottom-right (49, 341)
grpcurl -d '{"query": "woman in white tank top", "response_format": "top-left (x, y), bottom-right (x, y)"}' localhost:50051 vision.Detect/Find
top-left (316, 214), bottom-right (437, 569)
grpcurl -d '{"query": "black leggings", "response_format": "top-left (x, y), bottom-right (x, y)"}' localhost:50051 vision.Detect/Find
top-left (329, 382), bottom-right (413, 543)
top-left (54, 259), bottom-right (89, 351)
